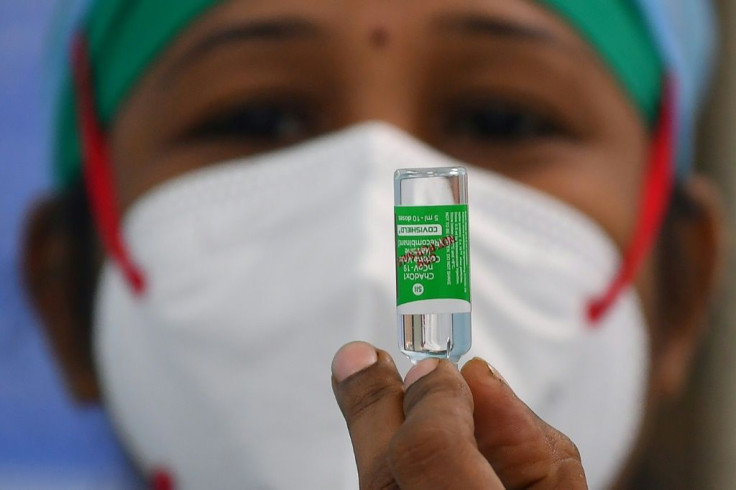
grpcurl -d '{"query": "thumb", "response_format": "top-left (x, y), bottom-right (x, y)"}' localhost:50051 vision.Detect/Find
top-left (461, 358), bottom-right (587, 490)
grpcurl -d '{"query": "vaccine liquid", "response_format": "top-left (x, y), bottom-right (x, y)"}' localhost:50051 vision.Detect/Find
top-left (394, 167), bottom-right (471, 364)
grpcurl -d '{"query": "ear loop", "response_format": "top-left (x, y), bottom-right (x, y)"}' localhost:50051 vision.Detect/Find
top-left (151, 468), bottom-right (176, 490)
top-left (71, 30), bottom-right (673, 318)
top-left (587, 78), bottom-right (676, 324)
top-left (71, 34), bottom-right (146, 295)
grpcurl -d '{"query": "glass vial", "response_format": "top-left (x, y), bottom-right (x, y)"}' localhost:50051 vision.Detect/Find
top-left (394, 167), bottom-right (471, 365)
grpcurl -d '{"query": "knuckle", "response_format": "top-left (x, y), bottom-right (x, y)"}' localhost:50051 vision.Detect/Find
top-left (388, 424), bottom-right (461, 474)
top-left (541, 432), bottom-right (587, 489)
top-left (403, 372), bottom-right (472, 413)
top-left (552, 432), bottom-right (582, 462)
top-left (567, 441), bottom-right (582, 462)
top-left (340, 375), bottom-right (403, 425)
top-left (546, 455), bottom-right (587, 489)
top-left (360, 467), bottom-right (400, 490)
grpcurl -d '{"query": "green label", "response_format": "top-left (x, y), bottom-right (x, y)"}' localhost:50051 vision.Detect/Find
top-left (395, 204), bottom-right (470, 306)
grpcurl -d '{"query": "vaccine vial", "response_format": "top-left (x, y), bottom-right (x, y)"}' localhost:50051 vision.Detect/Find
top-left (394, 167), bottom-right (471, 365)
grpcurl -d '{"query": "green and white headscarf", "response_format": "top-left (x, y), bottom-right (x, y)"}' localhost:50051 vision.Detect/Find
top-left (52, 0), bottom-right (716, 189)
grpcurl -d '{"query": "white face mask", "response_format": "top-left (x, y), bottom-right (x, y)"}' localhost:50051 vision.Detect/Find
top-left (94, 122), bottom-right (649, 490)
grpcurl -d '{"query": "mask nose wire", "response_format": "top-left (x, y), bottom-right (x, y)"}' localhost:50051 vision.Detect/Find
top-left (586, 77), bottom-right (676, 324)
top-left (71, 34), bottom-right (146, 295)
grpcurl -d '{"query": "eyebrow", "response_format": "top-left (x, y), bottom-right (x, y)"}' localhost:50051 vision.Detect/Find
top-left (435, 13), bottom-right (559, 44)
top-left (165, 17), bottom-right (321, 78)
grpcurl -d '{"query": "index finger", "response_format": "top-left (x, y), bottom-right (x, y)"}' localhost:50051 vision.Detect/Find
top-left (388, 359), bottom-right (504, 490)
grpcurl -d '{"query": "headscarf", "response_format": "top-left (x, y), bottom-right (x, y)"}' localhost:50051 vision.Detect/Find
top-left (52, 0), bottom-right (716, 189)
top-left (539, 0), bottom-right (717, 175)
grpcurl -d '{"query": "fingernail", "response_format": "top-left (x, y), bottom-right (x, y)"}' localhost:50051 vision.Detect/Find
top-left (471, 357), bottom-right (507, 385)
top-left (404, 359), bottom-right (440, 389)
top-left (332, 342), bottom-right (378, 383)
top-left (484, 360), bottom-right (509, 386)
top-left (488, 363), bottom-right (507, 384)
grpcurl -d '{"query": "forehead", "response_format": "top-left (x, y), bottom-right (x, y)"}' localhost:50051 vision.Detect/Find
top-left (172, 0), bottom-right (589, 54)
top-left (109, 0), bottom-right (647, 274)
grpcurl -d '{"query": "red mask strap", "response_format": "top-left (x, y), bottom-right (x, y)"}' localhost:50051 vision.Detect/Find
top-left (71, 35), bottom-right (146, 294)
top-left (587, 78), bottom-right (676, 323)
top-left (150, 469), bottom-right (176, 490)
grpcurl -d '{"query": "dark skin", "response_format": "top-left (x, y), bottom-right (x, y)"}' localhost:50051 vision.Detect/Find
top-left (23, 0), bottom-right (724, 487)
top-left (332, 343), bottom-right (588, 489)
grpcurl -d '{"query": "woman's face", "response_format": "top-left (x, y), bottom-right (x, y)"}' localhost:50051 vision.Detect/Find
top-left (111, 0), bottom-right (649, 275)
top-left (109, 0), bottom-right (664, 395)
top-left (22, 1), bottom-right (725, 486)
top-left (105, 2), bottom-right (653, 481)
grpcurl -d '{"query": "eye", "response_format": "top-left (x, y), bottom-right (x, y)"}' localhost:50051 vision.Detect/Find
top-left (447, 100), bottom-right (563, 142)
top-left (185, 102), bottom-right (313, 144)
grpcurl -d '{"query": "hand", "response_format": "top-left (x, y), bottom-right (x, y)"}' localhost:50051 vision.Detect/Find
top-left (331, 342), bottom-right (587, 489)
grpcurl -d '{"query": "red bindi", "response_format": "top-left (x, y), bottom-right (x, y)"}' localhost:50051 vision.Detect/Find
top-left (369, 26), bottom-right (391, 49)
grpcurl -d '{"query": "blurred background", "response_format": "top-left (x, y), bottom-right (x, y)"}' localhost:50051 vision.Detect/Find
top-left (691, 0), bottom-right (736, 486)
top-left (0, 1), bottom-right (137, 488)
top-left (0, 1), bottom-right (733, 488)
top-left (638, 0), bottom-right (736, 486)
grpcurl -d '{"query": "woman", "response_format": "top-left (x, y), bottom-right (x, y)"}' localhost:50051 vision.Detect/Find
top-left (24, 0), bottom-right (722, 487)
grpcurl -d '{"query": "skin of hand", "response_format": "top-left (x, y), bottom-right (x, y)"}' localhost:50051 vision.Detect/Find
top-left (332, 341), bottom-right (588, 489)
